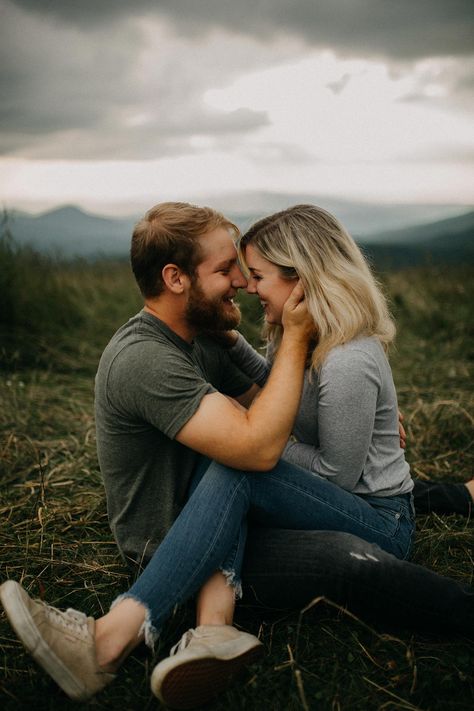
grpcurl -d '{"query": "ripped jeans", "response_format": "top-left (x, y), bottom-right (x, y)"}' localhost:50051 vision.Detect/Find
top-left (116, 458), bottom-right (415, 645)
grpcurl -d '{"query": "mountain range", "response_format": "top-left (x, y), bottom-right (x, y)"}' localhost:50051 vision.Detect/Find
top-left (2, 199), bottom-right (473, 267)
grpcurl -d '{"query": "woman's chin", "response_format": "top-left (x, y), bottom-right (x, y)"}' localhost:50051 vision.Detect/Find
top-left (264, 312), bottom-right (282, 326)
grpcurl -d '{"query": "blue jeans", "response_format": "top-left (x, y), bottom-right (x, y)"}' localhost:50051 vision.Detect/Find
top-left (115, 459), bottom-right (415, 644)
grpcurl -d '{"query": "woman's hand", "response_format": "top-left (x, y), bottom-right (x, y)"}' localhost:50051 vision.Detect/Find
top-left (398, 410), bottom-right (407, 449)
top-left (281, 281), bottom-right (315, 342)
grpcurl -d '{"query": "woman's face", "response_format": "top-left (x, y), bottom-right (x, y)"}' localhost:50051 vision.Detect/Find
top-left (244, 244), bottom-right (297, 325)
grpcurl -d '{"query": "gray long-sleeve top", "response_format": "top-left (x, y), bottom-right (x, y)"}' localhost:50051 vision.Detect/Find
top-left (229, 334), bottom-right (413, 497)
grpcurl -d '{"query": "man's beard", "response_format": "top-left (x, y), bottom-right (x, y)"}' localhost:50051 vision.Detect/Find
top-left (185, 280), bottom-right (241, 332)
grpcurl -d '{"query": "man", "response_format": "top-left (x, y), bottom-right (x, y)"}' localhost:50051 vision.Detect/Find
top-left (1, 202), bottom-right (473, 710)
top-left (0, 202), bottom-right (314, 708)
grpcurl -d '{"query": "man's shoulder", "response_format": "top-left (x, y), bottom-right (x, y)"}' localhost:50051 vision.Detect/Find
top-left (105, 311), bottom-right (182, 357)
top-left (97, 312), bottom-right (190, 388)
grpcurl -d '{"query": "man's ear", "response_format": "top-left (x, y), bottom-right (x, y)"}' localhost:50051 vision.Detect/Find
top-left (161, 264), bottom-right (190, 294)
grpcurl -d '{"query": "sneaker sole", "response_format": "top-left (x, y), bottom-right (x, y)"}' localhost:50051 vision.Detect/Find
top-left (0, 580), bottom-right (91, 701)
top-left (153, 644), bottom-right (263, 710)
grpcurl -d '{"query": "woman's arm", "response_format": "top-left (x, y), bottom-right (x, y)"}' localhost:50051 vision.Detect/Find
top-left (228, 332), bottom-right (272, 387)
top-left (283, 347), bottom-right (382, 491)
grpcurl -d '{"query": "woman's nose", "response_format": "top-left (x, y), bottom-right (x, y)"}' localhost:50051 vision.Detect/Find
top-left (231, 266), bottom-right (248, 289)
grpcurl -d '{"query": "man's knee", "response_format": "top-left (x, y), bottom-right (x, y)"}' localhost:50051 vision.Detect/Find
top-left (242, 528), bottom-right (389, 608)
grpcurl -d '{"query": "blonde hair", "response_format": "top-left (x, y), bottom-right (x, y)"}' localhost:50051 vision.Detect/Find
top-left (131, 202), bottom-right (239, 297)
top-left (239, 204), bottom-right (395, 371)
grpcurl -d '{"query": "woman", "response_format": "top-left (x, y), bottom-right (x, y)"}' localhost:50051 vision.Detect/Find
top-left (231, 204), bottom-right (415, 544)
top-left (229, 203), bottom-right (473, 518)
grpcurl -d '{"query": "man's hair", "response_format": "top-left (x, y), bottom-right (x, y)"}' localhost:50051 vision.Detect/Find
top-left (131, 202), bottom-right (239, 298)
top-left (239, 204), bottom-right (395, 371)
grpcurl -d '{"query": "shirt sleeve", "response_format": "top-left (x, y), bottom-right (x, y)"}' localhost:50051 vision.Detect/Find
top-left (283, 347), bottom-right (381, 491)
top-left (228, 332), bottom-right (271, 387)
top-left (218, 348), bottom-right (256, 397)
top-left (107, 341), bottom-right (215, 440)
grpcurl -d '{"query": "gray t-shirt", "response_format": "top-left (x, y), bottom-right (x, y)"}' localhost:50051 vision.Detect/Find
top-left (230, 334), bottom-right (412, 497)
top-left (95, 311), bottom-right (253, 563)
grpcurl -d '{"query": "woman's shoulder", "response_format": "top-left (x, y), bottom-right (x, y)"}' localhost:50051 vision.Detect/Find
top-left (329, 335), bottom-right (382, 359)
top-left (323, 337), bottom-right (384, 376)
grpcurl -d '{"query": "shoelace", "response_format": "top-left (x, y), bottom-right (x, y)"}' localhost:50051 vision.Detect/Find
top-left (170, 628), bottom-right (200, 656)
top-left (43, 602), bottom-right (90, 641)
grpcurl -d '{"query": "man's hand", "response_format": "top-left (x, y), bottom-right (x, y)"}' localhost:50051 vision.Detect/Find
top-left (399, 410), bottom-right (406, 449)
top-left (281, 281), bottom-right (315, 342)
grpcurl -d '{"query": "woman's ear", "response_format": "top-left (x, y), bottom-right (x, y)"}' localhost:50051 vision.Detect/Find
top-left (161, 264), bottom-right (189, 294)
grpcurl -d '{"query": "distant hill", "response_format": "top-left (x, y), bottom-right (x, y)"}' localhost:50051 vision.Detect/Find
top-left (4, 206), bottom-right (137, 258)
top-left (3, 203), bottom-right (473, 266)
top-left (360, 211), bottom-right (474, 269)
top-left (205, 190), bottom-right (472, 239)
top-left (365, 210), bottom-right (474, 245)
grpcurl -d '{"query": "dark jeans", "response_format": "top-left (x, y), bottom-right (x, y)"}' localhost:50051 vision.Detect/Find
top-left (413, 479), bottom-right (472, 516)
top-left (242, 527), bottom-right (474, 636)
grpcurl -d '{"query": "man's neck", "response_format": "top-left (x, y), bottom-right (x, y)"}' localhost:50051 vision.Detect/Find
top-left (144, 301), bottom-right (196, 343)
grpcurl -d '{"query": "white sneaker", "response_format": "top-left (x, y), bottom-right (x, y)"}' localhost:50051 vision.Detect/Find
top-left (0, 580), bottom-right (115, 700)
top-left (150, 624), bottom-right (263, 709)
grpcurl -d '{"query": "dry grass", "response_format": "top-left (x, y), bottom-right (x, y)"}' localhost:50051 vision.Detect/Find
top-left (0, 262), bottom-right (473, 710)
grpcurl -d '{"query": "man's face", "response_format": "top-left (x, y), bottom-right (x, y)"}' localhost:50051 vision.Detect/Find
top-left (185, 227), bottom-right (247, 331)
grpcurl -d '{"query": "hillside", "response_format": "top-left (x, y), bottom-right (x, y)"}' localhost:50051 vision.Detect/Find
top-left (362, 211), bottom-right (474, 268)
top-left (3, 203), bottom-right (474, 266)
top-left (5, 206), bottom-right (136, 258)
top-left (202, 191), bottom-right (471, 238)
top-left (367, 210), bottom-right (474, 244)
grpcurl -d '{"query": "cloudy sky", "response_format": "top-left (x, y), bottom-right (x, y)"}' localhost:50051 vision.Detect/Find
top-left (1, 0), bottom-right (473, 215)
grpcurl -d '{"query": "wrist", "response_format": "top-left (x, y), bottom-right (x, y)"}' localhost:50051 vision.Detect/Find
top-left (282, 329), bottom-right (311, 350)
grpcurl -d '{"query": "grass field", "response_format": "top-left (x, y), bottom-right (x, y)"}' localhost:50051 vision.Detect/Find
top-left (0, 237), bottom-right (473, 710)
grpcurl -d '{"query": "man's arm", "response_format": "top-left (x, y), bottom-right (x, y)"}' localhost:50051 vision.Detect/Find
top-left (176, 283), bottom-right (312, 471)
top-left (234, 383), bottom-right (261, 409)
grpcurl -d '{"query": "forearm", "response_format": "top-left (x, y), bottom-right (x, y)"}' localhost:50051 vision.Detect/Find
top-left (228, 333), bottom-right (270, 387)
top-left (244, 333), bottom-right (309, 469)
top-left (176, 333), bottom-right (309, 471)
top-left (283, 439), bottom-right (315, 471)
top-left (282, 439), bottom-right (362, 490)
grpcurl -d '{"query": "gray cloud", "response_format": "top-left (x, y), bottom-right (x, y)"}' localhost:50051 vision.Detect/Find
top-left (0, 107), bottom-right (269, 160)
top-left (395, 56), bottom-right (474, 114)
top-left (0, 2), bottom-right (142, 132)
top-left (0, 110), bottom-right (269, 160)
top-left (10, 0), bottom-right (474, 59)
top-left (0, 1), bottom-right (270, 158)
top-left (2, 0), bottom-right (473, 163)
